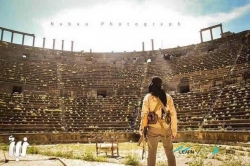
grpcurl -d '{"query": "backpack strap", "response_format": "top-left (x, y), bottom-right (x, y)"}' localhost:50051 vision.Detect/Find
top-left (156, 97), bottom-right (171, 138)
top-left (156, 97), bottom-right (171, 123)
top-left (156, 97), bottom-right (168, 114)
top-left (152, 99), bottom-right (161, 113)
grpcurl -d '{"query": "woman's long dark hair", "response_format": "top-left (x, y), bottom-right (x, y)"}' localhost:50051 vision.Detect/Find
top-left (148, 76), bottom-right (167, 106)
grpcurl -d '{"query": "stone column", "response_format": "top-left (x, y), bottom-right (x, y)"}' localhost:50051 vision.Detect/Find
top-left (142, 42), bottom-right (144, 52)
top-left (22, 35), bottom-right (25, 45)
top-left (200, 31), bottom-right (203, 43)
top-left (220, 25), bottom-right (223, 37)
top-left (43, 38), bottom-right (46, 48)
top-left (11, 32), bottom-right (14, 43)
top-left (62, 40), bottom-right (64, 51)
top-left (32, 36), bottom-right (35, 47)
top-left (0, 29), bottom-right (3, 41)
top-left (151, 39), bottom-right (154, 51)
top-left (53, 39), bottom-right (55, 50)
top-left (71, 41), bottom-right (74, 52)
top-left (210, 29), bottom-right (213, 40)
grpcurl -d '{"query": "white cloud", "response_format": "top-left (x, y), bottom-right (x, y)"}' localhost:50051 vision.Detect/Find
top-left (199, 3), bottom-right (250, 26)
top-left (39, 0), bottom-right (250, 52)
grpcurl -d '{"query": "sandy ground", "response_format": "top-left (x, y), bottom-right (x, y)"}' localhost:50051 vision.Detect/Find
top-left (1, 143), bottom-right (250, 166)
top-left (0, 150), bottom-right (222, 166)
top-left (0, 152), bottom-right (125, 166)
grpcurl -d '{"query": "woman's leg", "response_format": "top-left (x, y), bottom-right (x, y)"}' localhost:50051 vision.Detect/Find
top-left (160, 128), bottom-right (176, 166)
top-left (147, 128), bottom-right (160, 166)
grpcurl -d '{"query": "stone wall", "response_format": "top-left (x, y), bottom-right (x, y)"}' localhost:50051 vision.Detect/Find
top-left (177, 131), bottom-right (250, 144)
top-left (0, 131), bottom-right (249, 145)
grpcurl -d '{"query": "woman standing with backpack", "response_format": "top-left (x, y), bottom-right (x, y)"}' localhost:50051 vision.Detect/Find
top-left (139, 76), bottom-right (177, 166)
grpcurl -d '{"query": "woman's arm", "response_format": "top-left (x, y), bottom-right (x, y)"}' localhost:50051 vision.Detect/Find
top-left (168, 95), bottom-right (177, 138)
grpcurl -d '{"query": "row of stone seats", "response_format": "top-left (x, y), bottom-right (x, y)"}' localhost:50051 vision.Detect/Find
top-left (59, 62), bottom-right (145, 91)
top-left (168, 44), bottom-right (241, 75)
top-left (0, 93), bottom-right (62, 133)
top-left (173, 83), bottom-right (250, 131)
top-left (172, 90), bottom-right (216, 131)
top-left (166, 60), bottom-right (248, 94)
top-left (63, 95), bottom-right (138, 132)
top-left (0, 94), bottom-right (140, 133)
top-left (174, 43), bottom-right (249, 80)
top-left (0, 50), bottom-right (58, 90)
top-left (151, 49), bottom-right (248, 90)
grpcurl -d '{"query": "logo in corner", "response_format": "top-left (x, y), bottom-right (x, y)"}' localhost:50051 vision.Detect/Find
top-left (8, 135), bottom-right (30, 161)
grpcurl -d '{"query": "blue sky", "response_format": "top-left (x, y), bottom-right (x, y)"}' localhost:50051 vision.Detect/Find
top-left (0, 0), bottom-right (250, 52)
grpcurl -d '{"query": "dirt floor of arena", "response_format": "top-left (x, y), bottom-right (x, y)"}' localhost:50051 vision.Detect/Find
top-left (1, 142), bottom-right (250, 166)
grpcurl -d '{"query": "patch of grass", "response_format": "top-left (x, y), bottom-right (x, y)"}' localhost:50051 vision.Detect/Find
top-left (8, 142), bottom-right (249, 166)
top-left (239, 152), bottom-right (245, 156)
top-left (222, 156), bottom-right (250, 166)
top-left (176, 142), bottom-right (196, 148)
top-left (18, 144), bottom-right (107, 162)
top-left (213, 155), bottom-right (224, 161)
top-left (188, 156), bottom-right (205, 166)
top-left (188, 156), bottom-right (214, 166)
top-left (188, 149), bottom-right (214, 166)
top-left (156, 160), bottom-right (168, 166)
top-left (54, 151), bottom-right (64, 157)
top-left (238, 147), bottom-right (244, 151)
top-left (42, 150), bottom-right (54, 156)
top-left (94, 156), bottom-right (107, 162)
top-left (123, 153), bottom-right (140, 166)
top-left (64, 151), bottom-right (74, 158)
top-left (120, 142), bottom-right (139, 150)
top-left (27, 146), bottom-right (39, 154)
top-left (82, 151), bottom-right (107, 162)
top-left (0, 144), bottom-right (9, 151)
top-left (82, 151), bottom-right (96, 161)
top-left (39, 149), bottom-right (74, 159)
top-left (72, 155), bottom-right (82, 160)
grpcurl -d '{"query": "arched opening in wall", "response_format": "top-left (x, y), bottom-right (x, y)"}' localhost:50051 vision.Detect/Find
top-left (97, 90), bottom-right (107, 98)
top-left (12, 86), bottom-right (22, 94)
top-left (179, 85), bottom-right (190, 93)
top-left (178, 77), bottom-right (190, 93)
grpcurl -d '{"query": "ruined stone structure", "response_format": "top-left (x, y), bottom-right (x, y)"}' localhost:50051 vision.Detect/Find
top-left (200, 23), bottom-right (223, 42)
top-left (0, 26), bottom-right (250, 144)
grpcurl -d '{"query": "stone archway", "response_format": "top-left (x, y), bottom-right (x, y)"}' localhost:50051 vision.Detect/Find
top-left (178, 77), bottom-right (190, 93)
